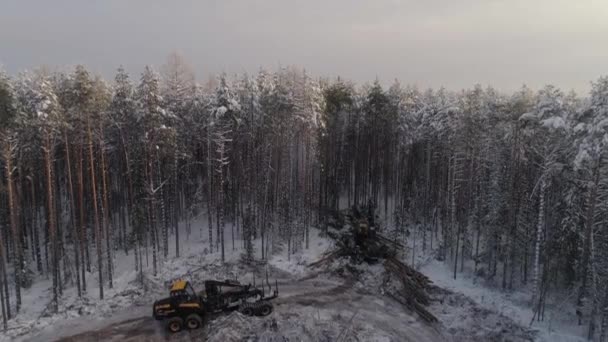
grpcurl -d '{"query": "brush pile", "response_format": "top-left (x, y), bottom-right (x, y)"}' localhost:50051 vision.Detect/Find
top-left (384, 256), bottom-right (438, 323)
top-left (309, 206), bottom-right (438, 323)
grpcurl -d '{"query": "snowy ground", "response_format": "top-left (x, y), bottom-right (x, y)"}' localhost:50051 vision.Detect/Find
top-left (421, 259), bottom-right (587, 342)
top-left (17, 226), bottom-right (446, 342)
top-left (0, 218), bottom-right (582, 342)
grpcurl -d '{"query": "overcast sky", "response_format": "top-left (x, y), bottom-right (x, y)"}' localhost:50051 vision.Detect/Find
top-left (1, 0), bottom-right (607, 94)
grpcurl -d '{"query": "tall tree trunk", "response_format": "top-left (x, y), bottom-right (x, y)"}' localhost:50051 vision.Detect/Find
top-left (76, 145), bottom-right (88, 292)
top-left (100, 134), bottom-right (113, 289)
top-left (154, 148), bottom-right (168, 259)
top-left (533, 175), bottom-right (547, 303)
top-left (217, 151), bottom-right (226, 263)
top-left (578, 156), bottom-right (602, 318)
top-left (3, 140), bottom-right (21, 311)
top-left (87, 123), bottom-right (103, 300)
top-left (147, 149), bottom-right (158, 276)
top-left (599, 270), bottom-right (608, 341)
top-left (30, 177), bottom-right (43, 275)
top-left (453, 221), bottom-right (461, 280)
top-left (206, 126), bottom-right (214, 252)
top-left (449, 154), bottom-right (457, 261)
top-left (588, 230), bottom-right (598, 340)
top-left (43, 133), bottom-right (59, 312)
top-left (173, 151), bottom-right (179, 257)
top-left (0, 251), bottom-right (6, 329)
top-left (0, 201), bottom-right (10, 323)
top-left (63, 130), bottom-right (81, 297)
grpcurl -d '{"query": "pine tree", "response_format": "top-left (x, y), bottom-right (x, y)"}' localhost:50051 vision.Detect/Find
top-left (24, 72), bottom-right (63, 311)
top-left (135, 65), bottom-right (168, 275)
top-left (0, 69), bottom-right (18, 319)
top-left (208, 74), bottom-right (240, 262)
top-left (574, 76), bottom-right (608, 340)
top-left (519, 85), bottom-right (570, 302)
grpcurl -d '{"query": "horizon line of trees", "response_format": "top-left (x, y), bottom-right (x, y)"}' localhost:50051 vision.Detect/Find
top-left (0, 54), bottom-right (607, 339)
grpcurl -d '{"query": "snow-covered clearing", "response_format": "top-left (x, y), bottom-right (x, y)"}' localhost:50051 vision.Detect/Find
top-left (2, 217), bottom-right (264, 341)
top-left (421, 257), bottom-right (586, 342)
top-left (0, 219), bottom-right (570, 342)
top-left (18, 226), bottom-right (444, 342)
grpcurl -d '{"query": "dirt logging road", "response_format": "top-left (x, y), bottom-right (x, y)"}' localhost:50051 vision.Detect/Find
top-left (51, 274), bottom-right (445, 342)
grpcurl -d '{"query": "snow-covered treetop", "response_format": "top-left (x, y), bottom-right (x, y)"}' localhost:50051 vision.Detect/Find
top-left (235, 73), bottom-right (260, 125)
top-left (161, 52), bottom-right (195, 102)
top-left (519, 85), bottom-right (569, 134)
top-left (114, 67), bottom-right (133, 98)
top-left (71, 65), bottom-right (94, 106)
top-left (287, 68), bottom-right (324, 132)
top-left (209, 73), bottom-right (241, 127)
top-left (574, 76), bottom-right (608, 170)
top-left (418, 87), bottom-right (461, 140)
top-left (269, 69), bottom-right (296, 124)
top-left (0, 67), bottom-right (17, 130)
top-left (389, 81), bottom-right (423, 146)
top-left (14, 71), bottom-right (62, 132)
top-left (136, 65), bottom-right (173, 128)
top-left (320, 78), bottom-right (353, 131)
top-left (303, 74), bottom-right (325, 130)
top-left (109, 66), bottom-right (136, 125)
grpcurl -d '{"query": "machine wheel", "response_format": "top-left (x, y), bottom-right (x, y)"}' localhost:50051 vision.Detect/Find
top-left (185, 314), bottom-right (203, 330)
top-left (167, 317), bottom-right (184, 333)
top-left (256, 303), bottom-right (273, 316)
top-left (240, 303), bottom-right (255, 316)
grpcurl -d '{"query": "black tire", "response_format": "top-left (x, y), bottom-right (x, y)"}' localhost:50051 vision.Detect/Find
top-left (257, 303), bottom-right (273, 316)
top-left (185, 314), bottom-right (203, 330)
top-left (240, 303), bottom-right (255, 316)
top-left (167, 317), bottom-right (183, 333)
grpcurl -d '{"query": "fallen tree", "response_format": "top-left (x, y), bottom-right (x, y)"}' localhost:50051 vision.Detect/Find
top-left (384, 256), bottom-right (438, 323)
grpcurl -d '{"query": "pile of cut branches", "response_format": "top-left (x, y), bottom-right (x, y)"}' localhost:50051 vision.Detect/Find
top-left (384, 256), bottom-right (438, 323)
top-left (309, 207), bottom-right (438, 323)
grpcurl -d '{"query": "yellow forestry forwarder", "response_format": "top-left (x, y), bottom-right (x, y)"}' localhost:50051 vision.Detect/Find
top-left (153, 278), bottom-right (278, 333)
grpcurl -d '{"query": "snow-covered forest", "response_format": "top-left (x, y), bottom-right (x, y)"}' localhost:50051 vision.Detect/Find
top-left (0, 53), bottom-right (607, 340)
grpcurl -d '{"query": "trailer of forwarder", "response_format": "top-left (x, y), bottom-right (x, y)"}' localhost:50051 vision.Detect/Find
top-left (153, 278), bottom-right (278, 333)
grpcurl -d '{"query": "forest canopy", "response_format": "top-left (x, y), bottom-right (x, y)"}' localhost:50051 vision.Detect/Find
top-left (0, 56), bottom-right (607, 336)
